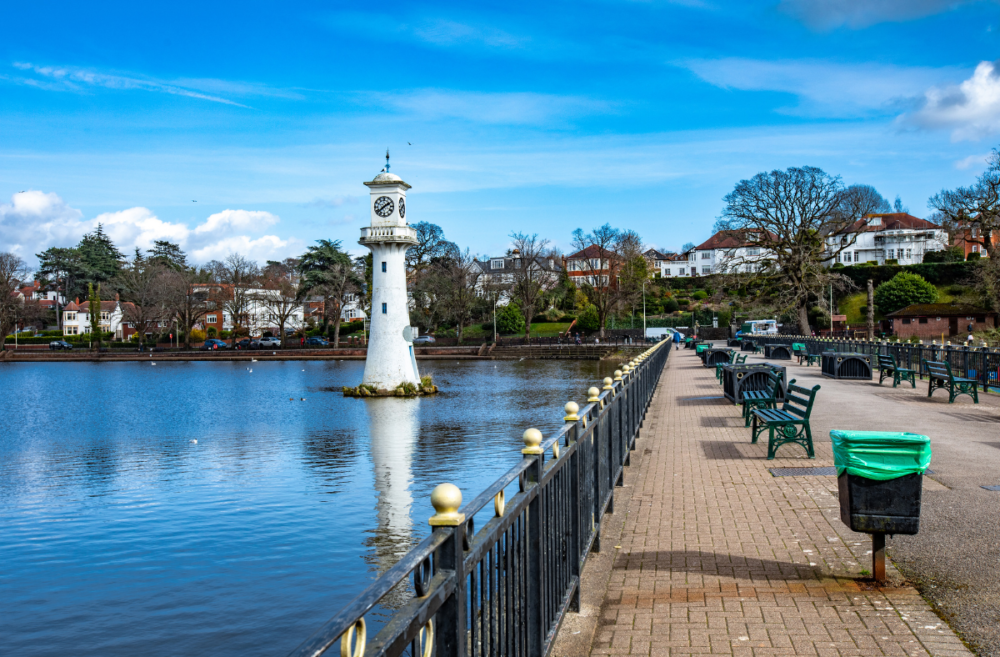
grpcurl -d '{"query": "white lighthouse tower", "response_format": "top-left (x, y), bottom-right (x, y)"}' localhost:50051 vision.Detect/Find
top-left (360, 151), bottom-right (421, 389)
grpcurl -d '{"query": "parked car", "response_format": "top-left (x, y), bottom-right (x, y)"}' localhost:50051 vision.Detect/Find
top-left (234, 338), bottom-right (251, 349)
top-left (200, 338), bottom-right (230, 351)
top-left (412, 335), bottom-right (436, 345)
top-left (258, 336), bottom-right (281, 348)
top-left (306, 336), bottom-right (329, 346)
top-left (49, 340), bottom-right (73, 350)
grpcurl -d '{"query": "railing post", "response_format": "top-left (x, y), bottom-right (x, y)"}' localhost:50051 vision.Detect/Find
top-left (520, 428), bottom-right (545, 657)
top-left (429, 484), bottom-right (467, 657)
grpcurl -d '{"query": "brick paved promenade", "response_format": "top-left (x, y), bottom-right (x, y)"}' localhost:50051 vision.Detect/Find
top-left (559, 347), bottom-right (973, 657)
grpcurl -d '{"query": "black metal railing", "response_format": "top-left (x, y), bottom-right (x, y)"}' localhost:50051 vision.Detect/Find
top-left (747, 333), bottom-right (1000, 392)
top-left (494, 336), bottom-right (656, 347)
top-left (290, 341), bottom-right (671, 657)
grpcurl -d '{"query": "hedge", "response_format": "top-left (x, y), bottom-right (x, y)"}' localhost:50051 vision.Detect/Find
top-left (837, 262), bottom-right (980, 288)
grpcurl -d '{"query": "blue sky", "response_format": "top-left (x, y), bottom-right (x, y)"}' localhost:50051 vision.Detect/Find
top-left (1, 0), bottom-right (999, 266)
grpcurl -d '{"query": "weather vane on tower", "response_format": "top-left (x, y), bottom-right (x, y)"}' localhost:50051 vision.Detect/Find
top-left (385, 148), bottom-right (390, 172)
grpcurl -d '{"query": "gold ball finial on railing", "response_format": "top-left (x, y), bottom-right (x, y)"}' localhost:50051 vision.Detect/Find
top-left (564, 401), bottom-right (579, 422)
top-left (587, 387), bottom-right (601, 402)
top-left (614, 369), bottom-right (623, 382)
top-left (603, 377), bottom-right (614, 390)
top-left (522, 428), bottom-right (543, 455)
top-left (429, 483), bottom-right (465, 526)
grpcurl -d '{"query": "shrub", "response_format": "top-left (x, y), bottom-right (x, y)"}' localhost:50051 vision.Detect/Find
top-left (206, 327), bottom-right (217, 338)
top-left (495, 303), bottom-right (525, 335)
top-left (219, 330), bottom-right (232, 339)
top-left (664, 298), bottom-right (680, 313)
top-left (576, 304), bottom-right (600, 332)
top-left (692, 290), bottom-right (708, 300)
top-left (967, 251), bottom-right (981, 261)
top-left (189, 329), bottom-right (206, 342)
top-left (873, 271), bottom-right (938, 315)
top-left (832, 262), bottom-right (845, 269)
top-left (677, 299), bottom-right (690, 308)
top-left (923, 247), bottom-right (964, 263)
top-left (884, 259), bottom-right (898, 265)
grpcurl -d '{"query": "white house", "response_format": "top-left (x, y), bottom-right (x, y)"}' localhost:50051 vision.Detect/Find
top-left (474, 251), bottom-right (562, 302)
top-left (658, 230), bottom-right (775, 277)
top-left (825, 213), bottom-right (948, 266)
top-left (643, 249), bottom-right (687, 278)
top-left (61, 296), bottom-right (134, 339)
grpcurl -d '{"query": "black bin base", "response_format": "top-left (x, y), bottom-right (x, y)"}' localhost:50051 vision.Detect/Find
top-left (838, 472), bottom-right (922, 535)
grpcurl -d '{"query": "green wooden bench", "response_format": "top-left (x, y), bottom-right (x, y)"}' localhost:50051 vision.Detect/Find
top-left (877, 354), bottom-right (916, 388)
top-left (923, 359), bottom-right (979, 403)
top-left (741, 370), bottom-right (783, 427)
top-left (751, 379), bottom-right (820, 459)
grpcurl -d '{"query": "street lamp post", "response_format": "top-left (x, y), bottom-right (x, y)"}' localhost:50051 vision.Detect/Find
top-left (642, 281), bottom-right (646, 342)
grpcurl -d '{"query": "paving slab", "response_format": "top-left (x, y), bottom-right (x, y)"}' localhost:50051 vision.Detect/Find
top-left (554, 347), bottom-right (976, 657)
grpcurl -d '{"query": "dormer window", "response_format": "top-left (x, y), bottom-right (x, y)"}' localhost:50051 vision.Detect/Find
top-left (869, 216), bottom-right (882, 226)
top-left (491, 258), bottom-right (503, 269)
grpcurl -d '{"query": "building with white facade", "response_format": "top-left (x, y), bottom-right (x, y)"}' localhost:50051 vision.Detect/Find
top-left (359, 155), bottom-right (421, 389)
top-left (825, 213), bottom-right (947, 266)
top-left (62, 296), bottom-right (135, 339)
top-left (643, 249), bottom-right (687, 278)
top-left (474, 251), bottom-right (561, 301)
top-left (658, 230), bottom-right (775, 277)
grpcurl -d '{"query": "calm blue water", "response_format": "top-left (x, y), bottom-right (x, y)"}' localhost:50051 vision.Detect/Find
top-left (0, 359), bottom-right (619, 656)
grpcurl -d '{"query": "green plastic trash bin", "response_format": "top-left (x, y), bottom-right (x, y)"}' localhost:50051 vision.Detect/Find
top-left (696, 344), bottom-right (709, 354)
top-left (831, 431), bottom-right (931, 535)
top-left (792, 342), bottom-right (805, 352)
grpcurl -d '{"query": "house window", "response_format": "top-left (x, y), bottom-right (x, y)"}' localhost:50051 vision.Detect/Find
top-left (206, 315), bottom-right (217, 324)
top-left (746, 248), bottom-right (760, 256)
top-left (854, 252), bottom-right (860, 263)
top-left (973, 245), bottom-right (980, 253)
top-left (701, 251), bottom-right (711, 259)
top-left (906, 249), bottom-right (912, 259)
top-left (918, 318), bottom-right (928, 324)
top-left (491, 258), bottom-right (503, 269)
top-left (977, 316), bottom-right (986, 322)
top-left (664, 268), bottom-right (671, 276)
top-left (66, 312), bottom-right (76, 321)
top-left (887, 249), bottom-right (894, 259)
top-left (702, 266), bottom-right (711, 274)
top-left (381, 261), bottom-right (386, 273)
top-left (381, 303), bottom-right (387, 314)
top-left (902, 318), bottom-right (911, 324)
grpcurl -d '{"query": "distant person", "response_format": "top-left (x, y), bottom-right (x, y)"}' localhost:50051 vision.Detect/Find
top-left (968, 333), bottom-right (974, 346)
top-left (673, 331), bottom-right (681, 350)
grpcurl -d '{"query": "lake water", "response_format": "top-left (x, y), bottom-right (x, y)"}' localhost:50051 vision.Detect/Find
top-left (0, 358), bottom-right (620, 656)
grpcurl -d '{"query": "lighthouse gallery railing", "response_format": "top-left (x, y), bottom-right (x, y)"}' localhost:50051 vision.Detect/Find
top-left (290, 340), bottom-right (671, 657)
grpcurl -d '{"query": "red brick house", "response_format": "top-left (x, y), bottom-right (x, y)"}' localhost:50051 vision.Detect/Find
top-left (886, 303), bottom-right (997, 340)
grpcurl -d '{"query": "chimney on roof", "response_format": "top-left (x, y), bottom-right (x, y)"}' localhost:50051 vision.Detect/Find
top-left (75, 297), bottom-right (79, 305)
top-left (115, 292), bottom-right (120, 302)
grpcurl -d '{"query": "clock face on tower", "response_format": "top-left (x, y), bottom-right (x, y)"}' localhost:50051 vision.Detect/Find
top-left (373, 196), bottom-right (394, 217)
top-left (399, 199), bottom-right (405, 219)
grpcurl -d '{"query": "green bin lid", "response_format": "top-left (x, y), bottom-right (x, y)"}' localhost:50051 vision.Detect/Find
top-left (696, 344), bottom-right (709, 352)
top-left (830, 430), bottom-right (931, 481)
top-left (792, 342), bottom-right (805, 350)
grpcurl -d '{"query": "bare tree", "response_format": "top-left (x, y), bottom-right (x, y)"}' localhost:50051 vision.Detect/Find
top-left (113, 257), bottom-right (168, 342)
top-left (508, 232), bottom-right (558, 338)
top-left (161, 269), bottom-right (212, 348)
top-left (0, 253), bottom-right (30, 349)
top-left (614, 230), bottom-right (650, 320)
top-left (571, 224), bottom-right (623, 338)
top-left (406, 222), bottom-right (459, 273)
top-left (212, 254), bottom-right (261, 337)
top-left (929, 148), bottom-right (1000, 257)
top-left (717, 167), bottom-right (886, 334)
top-left (439, 249), bottom-right (482, 344)
top-left (260, 277), bottom-right (301, 348)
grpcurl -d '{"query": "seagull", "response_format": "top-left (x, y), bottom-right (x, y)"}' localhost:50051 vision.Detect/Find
top-left (252, 358), bottom-right (257, 362)
top-left (300, 398), bottom-right (306, 401)
top-left (151, 362), bottom-right (156, 366)
top-left (190, 439), bottom-right (198, 444)
top-left (249, 368), bottom-right (253, 373)
top-left (192, 200), bottom-right (197, 202)
top-left (408, 142), bottom-right (412, 145)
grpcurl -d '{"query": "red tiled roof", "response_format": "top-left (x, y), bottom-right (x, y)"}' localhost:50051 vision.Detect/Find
top-left (695, 230), bottom-right (775, 250)
top-left (843, 213), bottom-right (941, 233)
top-left (566, 245), bottom-right (616, 260)
top-left (63, 300), bottom-right (119, 312)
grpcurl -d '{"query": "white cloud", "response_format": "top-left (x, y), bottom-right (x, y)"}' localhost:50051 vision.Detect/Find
top-left (778, 0), bottom-right (989, 30)
top-left (376, 89), bottom-right (613, 125)
top-left (412, 19), bottom-right (527, 48)
top-left (8, 62), bottom-right (251, 107)
top-left (194, 209), bottom-right (279, 234)
top-left (902, 60), bottom-right (1000, 141)
top-left (0, 190), bottom-right (300, 267)
top-left (682, 57), bottom-right (961, 118)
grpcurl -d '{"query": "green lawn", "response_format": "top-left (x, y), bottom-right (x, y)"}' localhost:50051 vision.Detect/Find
top-left (838, 284), bottom-right (962, 324)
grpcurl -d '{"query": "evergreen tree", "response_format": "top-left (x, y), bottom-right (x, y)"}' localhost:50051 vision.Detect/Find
top-left (88, 282), bottom-right (102, 349)
top-left (36, 246), bottom-right (86, 310)
top-left (148, 240), bottom-right (188, 271)
top-left (78, 224), bottom-right (124, 287)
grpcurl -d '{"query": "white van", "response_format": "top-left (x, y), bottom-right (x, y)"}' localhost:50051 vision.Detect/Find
top-left (736, 319), bottom-right (778, 337)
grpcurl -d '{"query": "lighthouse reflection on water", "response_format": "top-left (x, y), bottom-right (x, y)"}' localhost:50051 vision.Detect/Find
top-left (362, 396), bottom-right (420, 602)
